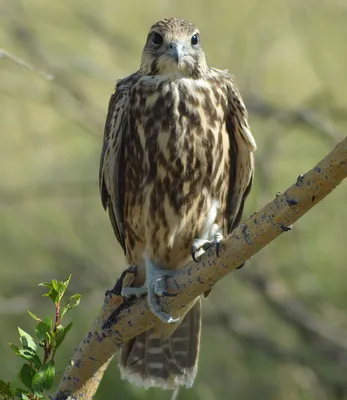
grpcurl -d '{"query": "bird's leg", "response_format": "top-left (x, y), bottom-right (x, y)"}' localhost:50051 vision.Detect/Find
top-left (192, 223), bottom-right (224, 262)
top-left (121, 260), bottom-right (180, 325)
top-left (121, 285), bottom-right (148, 298)
top-left (145, 259), bottom-right (180, 324)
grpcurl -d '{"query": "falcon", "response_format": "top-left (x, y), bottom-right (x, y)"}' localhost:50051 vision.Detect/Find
top-left (99, 17), bottom-right (256, 391)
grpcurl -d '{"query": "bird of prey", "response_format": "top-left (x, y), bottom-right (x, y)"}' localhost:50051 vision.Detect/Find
top-left (99, 17), bottom-right (256, 391)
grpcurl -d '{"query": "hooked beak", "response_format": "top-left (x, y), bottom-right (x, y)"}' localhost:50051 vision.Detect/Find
top-left (167, 42), bottom-right (187, 64)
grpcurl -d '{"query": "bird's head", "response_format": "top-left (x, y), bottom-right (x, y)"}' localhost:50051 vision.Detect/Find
top-left (140, 17), bottom-right (208, 78)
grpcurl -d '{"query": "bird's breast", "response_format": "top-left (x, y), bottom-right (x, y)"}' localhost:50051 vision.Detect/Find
top-left (124, 76), bottom-right (230, 268)
top-left (131, 77), bottom-right (227, 168)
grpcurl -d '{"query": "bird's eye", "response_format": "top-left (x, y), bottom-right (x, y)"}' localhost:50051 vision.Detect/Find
top-left (151, 32), bottom-right (163, 46)
top-left (191, 34), bottom-right (199, 46)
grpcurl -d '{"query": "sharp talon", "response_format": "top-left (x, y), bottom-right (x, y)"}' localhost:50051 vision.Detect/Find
top-left (149, 295), bottom-right (180, 324)
top-left (296, 174), bottom-right (304, 186)
top-left (162, 291), bottom-right (177, 297)
top-left (191, 238), bottom-right (212, 262)
top-left (236, 262), bottom-right (245, 270)
top-left (192, 250), bottom-right (199, 263)
top-left (280, 224), bottom-right (292, 232)
top-left (192, 227), bottom-right (224, 261)
top-left (191, 242), bottom-right (200, 262)
top-left (214, 231), bottom-right (223, 257)
top-left (167, 316), bottom-right (180, 324)
top-left (216, 241), bottom-right (220, 257)
top-left (106, 265), bottom-right (138, 296)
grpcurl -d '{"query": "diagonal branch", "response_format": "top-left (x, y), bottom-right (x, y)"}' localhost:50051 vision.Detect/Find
top-left (54, 137), bottom-right (347, 400)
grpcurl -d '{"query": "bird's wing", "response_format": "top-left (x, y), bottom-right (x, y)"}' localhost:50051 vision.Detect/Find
top-left (99, 76), bottom-right (134, 254)
top-left (225, 77), bottom-right (257, 233)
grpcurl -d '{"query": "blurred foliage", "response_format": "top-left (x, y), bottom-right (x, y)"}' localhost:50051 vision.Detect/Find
top-left (0, 0), bottom-right (346, 399)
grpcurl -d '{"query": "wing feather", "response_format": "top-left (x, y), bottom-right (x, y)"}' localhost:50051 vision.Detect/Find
top-left (225, 78), bottom-right (256, 233)
top-left (99, 76), bottom-right (135, 254)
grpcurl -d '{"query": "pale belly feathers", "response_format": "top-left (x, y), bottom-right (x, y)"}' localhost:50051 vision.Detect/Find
top-left (124, 75), bottom-right (230, 272)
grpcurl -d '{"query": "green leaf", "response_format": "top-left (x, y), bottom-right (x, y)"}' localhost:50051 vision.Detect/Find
top-left (51, 277), bottom-right (70, 301)
top-left (51, 279), bottom-right (60, 293)
top-left (60, 294), bottom-right (81, 320)
top-left (55, 322), bottom-right (73, 349)
top-left (52, 279), bottom-right (66, 301)
top-left (18, 328), bottom-right (37, 351)
top-left (39, 281), bottom-right (58, 303)
top-left (35, 317), bottom-right (52, 343)
top-left (62, 274), bottom-right (71, 289)
top-left (28, 310), bottom-right (41, 322)
top-left (12, 345), bottom-right (42, 368)
top-left (15, 388), bottom-right (30, 399)
top-left (44, 316), bottom-right (53, 329)
top-left (32, 361), bottom-right (55, 392)
top-left (0, 380), bottom-right (14, 398)
top-left (41, 284), bottom-right (59, 304)
top-left (56, 275), bottom-right (72, 300)
top-left (19, 363), bottom-right (36, 390)
top-left (38, 281), bottom-right (52, 288)
top-left (39, 275), bottom-right (71, 303)
top-left (9, 343), bottom-right (20, 355)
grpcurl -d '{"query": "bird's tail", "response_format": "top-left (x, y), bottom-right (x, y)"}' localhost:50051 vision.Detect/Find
top-left (119, 298), bottom-right (201, 390)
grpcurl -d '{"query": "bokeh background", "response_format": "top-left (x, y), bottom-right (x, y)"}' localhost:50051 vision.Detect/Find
top-left (1, 0), bottom-right (347, 399)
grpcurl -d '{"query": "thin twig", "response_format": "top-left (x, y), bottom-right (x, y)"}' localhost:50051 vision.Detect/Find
top-left (0, 49), bottom-right (54, 80)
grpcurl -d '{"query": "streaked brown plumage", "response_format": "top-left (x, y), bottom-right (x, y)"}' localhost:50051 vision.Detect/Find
top-left (99, 17), bottom-right (256, 391)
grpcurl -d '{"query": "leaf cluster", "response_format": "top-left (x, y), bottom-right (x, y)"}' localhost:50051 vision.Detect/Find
top-left (0, 276), bottom-right (80, 400)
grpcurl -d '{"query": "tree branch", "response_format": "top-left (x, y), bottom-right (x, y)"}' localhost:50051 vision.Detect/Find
top-left (54, 137), bottom-right (347, 399)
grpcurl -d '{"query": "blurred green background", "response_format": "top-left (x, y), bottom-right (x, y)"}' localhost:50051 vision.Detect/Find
top-left (1, 0), bottom-right (347, 399)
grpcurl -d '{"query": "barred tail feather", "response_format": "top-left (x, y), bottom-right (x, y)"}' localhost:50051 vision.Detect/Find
top-left (119, 298), bottom-right (201, 390)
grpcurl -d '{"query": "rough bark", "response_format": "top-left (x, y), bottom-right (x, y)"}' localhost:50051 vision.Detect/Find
top-left (54, 136), bottom-right (347, 400)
